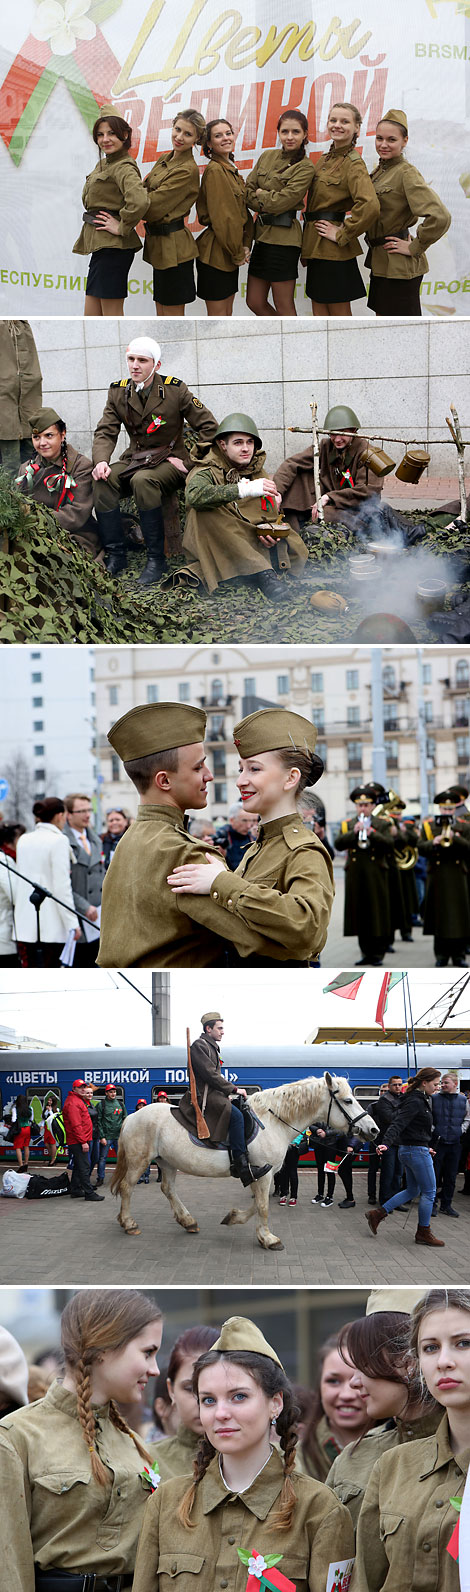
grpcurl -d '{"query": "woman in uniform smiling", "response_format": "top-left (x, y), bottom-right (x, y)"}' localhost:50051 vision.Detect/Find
top-left (143, 109), bottom-right (205, 316)
top-left (73, 109), bottom-right (149, 317)
top-left (245, 111), bottom-right (314, 316)
top-left (196, 119), bottom-right (252, 315)
top-left (365, 109), bottom-right (451, 317)
top-left (301, 101), bottom-right (379, 316)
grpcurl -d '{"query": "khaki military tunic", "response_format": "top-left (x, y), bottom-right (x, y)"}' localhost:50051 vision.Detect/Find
top-left (73, 152), bottom-right (149, 255)
top-left (96, 804), bottom-right (278, 968)
top-left (326, 1406), bottom-right (442, 1529)
top-left (0, 1379), bottom-right (162, 1592)
top-left (16, 441), bottom-right (101, 555)
top-left (301, 145), bottom-right (380, 262)
top-left (299, 1414), bottom-right (342, 1484)
top-left (154, 1425), bottom-right (200, 1480)
top-left (209, 812), bottom-right (334, 964)
top-left (246, 149), bottom-right (314, 248)
top-left (366, 157), bottom-right (451, 279)
top-left (352, 1413), bottom-right (468, 1592)
top-left (183, 444), bottom-right (308, 592)
top-left (143, 151), bottom-right (200, 270)
top-left (92, 373), bottom-right (217, 471)
top-left (0, 321), bottom-right (42, 441)
top-left (196, 158), bottom-right (253, 270)
top-left (274, 437), bottom-right (383, 524)
top-left (132, 1445), bottom-right (354, 1592)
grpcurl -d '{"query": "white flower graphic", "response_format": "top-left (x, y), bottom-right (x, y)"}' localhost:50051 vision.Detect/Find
top-left (32, 0), bottom-right (96, 56)
top-left (248, 1557), bottom-right (267, 1579)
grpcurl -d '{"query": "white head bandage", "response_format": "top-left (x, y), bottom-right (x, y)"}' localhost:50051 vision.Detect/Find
top-left (126, 337), bottom-right (162, 390)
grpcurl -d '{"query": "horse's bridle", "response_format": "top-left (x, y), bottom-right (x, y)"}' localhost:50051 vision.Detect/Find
top-left (324, 1082), bottom-right (373, 1135)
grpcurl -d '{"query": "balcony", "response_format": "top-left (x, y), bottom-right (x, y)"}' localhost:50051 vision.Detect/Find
top-left (442, 677), bottom-right (470, 694)
top-left (382, 680), bottom-right (411, 699)
top-left (198, 694), bottom-right (235, 710)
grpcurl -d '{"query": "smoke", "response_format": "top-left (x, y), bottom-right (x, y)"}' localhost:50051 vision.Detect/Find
top-left (310, 499), bottom-right (465, 626)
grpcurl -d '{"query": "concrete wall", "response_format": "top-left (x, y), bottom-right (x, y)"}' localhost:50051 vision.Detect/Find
top-left (32, 316), bottom-right (470, 494)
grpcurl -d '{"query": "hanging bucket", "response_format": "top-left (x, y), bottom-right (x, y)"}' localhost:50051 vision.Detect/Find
top-left (359, 442), bottom-right (395, 477)
top-left (396, 446), bottom-right (430, 484)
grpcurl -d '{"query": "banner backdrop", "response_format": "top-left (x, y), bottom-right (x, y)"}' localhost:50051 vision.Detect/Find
top-left (1, 0), bottom-right (469, 315)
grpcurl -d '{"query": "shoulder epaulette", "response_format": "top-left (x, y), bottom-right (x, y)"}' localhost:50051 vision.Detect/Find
top-left (111, 378), bottom-right (131, 388)
top-left (164, 376), bottom-right (181, 386)
top-left (341, 819), bottom-right (349, 834)
top-left (348, 149), bottom-right (361, 161)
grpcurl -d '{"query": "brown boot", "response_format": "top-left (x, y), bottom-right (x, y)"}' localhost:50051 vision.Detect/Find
top-left (365, 1206), bottom-right (388, 1236)
top-left (415, 1225), bottom-right (445, 1247)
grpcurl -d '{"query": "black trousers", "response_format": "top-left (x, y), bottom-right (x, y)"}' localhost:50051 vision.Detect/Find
top-left (315, 1144), bottom-right (353, 1199)
top-left (278, 1146), bottom-right (300, 1198)
top-left (69, 1143), bottom-right (95, 1197)
top-left (433, 1138), bottom-right (461, 1209)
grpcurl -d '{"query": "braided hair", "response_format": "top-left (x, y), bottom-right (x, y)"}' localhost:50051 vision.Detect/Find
top-left (61, 1288), bottom-right (161, 1486)
top-left (178, 1350), bottom-right (300, 1531)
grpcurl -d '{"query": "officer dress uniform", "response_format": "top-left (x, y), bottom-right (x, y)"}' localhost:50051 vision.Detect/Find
top-left (183, 434), bottom-right (308, 593)
top-left (334, 791), bottom-right (394, 964)
top-left (366, 108), bottom-right (451, 317)
top-left (301, 145), bottom-right (379, 304)
top-left (274, 434), bottom-right (383, 531)
top-left (143, 150), bottom-right (200, 306)
top-left (196, 156), bottom-right (253, 303)
top-left (419, 798), bottom-right (470, 965)
top-left (73, 141), bottom-right (149, 302)
top-left (326, 1404), bottom-right (441, 1529)
top-left (353, 1411), bottom-right (468, 1592)
top-left (245, 149), bottom-right (314, 284)
top-left (0, 1379), bottom-right (164, 1592)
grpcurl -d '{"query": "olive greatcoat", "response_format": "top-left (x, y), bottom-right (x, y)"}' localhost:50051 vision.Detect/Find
top-left (183, 442), bottom-right (308, 592)
top-left (352, 1411), bottom-right (468, 1592)
top-left (245, 148), bottom-right (314, 248)
top-left (196, 157), bottom-right (253, 269)
top-left (0, 321), bottom-right (42, 441)
top-left (419, 817), bottom-right (470, 940)
top-left (16, 442), bottom-right (101, 556)
top-left (301, 145), bottom-right (380, 262)
top-left (143, 150), bottom-right (200, 271)
top-left (172, 1030), bottom-right (234, 1143)
top-left (92, 372), bottom-right (217, 470)
top-left (326, 1405), bottom-right (441, 1529)
top-left (132, 1445), bottom-right (355, 1592)
top-left (209, 813), bottom-right (335, 965)
top-left (73, 152), bottom-right (149, 256)
top-left (274, 436), bottom-right (383, 523)
top-left (366, 156), bottom-right (451, 280)
top-left (0, 1379), bottom-right (164, 1592)
top-left (334, 817), bottom-right (394, 944)
top-left (96, 805), bottom-right (280, 969)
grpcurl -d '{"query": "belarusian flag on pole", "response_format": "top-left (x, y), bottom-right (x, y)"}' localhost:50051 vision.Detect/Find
top-left (323, 973), bottom-right (365, 1001)
top-left (376, 972), bottom-right (406, 1031)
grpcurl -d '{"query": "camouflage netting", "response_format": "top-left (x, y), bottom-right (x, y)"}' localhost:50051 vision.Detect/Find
top-left (0, 470), bottom-right (468, 645)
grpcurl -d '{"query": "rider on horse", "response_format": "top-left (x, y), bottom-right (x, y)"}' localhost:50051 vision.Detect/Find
top-left (172, 1012), bottom-right (272, 1187)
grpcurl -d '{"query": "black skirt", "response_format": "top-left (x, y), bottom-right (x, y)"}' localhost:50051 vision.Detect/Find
top-left (196, 257), bottom-right (239, 301)
top-left (248, 241), bottom-right (300, 283)
top-left (85, 247), bottom-right (136, 300)
top-left (368, 273), bottom-right (423, 317)
top-left (305, 255), bottom-right (366, 303)
top-left (152, 260), bottom-right (196, 306)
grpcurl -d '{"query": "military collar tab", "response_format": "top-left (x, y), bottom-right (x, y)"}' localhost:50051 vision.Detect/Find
top-left (259, 813), bottom-right (306, 839)
top-left (136, 803), bottom-right (186, 823)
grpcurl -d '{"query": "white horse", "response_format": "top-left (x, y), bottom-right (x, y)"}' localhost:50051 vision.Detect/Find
top-left (111, 1072), bottom-right (379, 1251)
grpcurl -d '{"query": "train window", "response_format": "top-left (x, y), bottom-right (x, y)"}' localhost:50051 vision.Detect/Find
top-left (354, 1085), bottom-right (380, 1100)
top-left (91, 1085), bottom-right (125, 1104)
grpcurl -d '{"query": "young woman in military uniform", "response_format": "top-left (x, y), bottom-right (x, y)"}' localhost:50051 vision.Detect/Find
top-left (0, 1287), bottom-right (165, 1592)
top-left (298, 1333), bottom-right (368, 1482)
top-left (354, 1287), bottom-right (470, 1592)
top-left (132, 1315), bottom-right (354, 1592)
top-left (326, 1302), bottom-right (440, 1529)
top-left (245, 111), bottom-right (315, 316)
top-left (182, 412), bottom-right (308, 602)
top-left (73, 109), bottom-right (149, 317)
top-left (156, 1326), bottom-right (220, 1478)
top-left (301, 102), bottom-right (380, 315)
top-left (366, 109), bottom-right (451, 317)
top-left (15, 406), bottom-right (102, 559)
top-left (143, 110), bottom-right (205, 316)
top-left (196, 120), bottom-right (252, 314)
top-left (168, 707), bottom-right (334, 967)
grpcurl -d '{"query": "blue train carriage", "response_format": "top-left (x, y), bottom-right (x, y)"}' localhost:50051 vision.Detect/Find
top-left (0, 1042), bottom-right (469, 1164)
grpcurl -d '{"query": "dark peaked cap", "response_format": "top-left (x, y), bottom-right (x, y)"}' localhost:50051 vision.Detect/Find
top-left (108, 702), bottom-right (207, 761)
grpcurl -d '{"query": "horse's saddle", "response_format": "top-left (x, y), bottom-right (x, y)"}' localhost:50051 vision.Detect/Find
top-left (187, 1105), bottom-right (263, 1152)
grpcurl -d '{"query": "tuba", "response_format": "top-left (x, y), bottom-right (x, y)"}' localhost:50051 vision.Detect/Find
top-left (373, 790), bottom-right (419, 870)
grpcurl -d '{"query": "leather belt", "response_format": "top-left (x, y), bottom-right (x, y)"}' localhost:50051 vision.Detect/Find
top-left (304, 207), bottom-right (346, 223)
top-left (365, 226), bottom-right (410, 246)
top-left (82, 210), bottom-right (120, 223)
top-left (258, 209), bottom-right (296, 227)
top-left (35, 1571), bottom-right (131, 1592)
top-left (146, 217), bottom-right (185, 236)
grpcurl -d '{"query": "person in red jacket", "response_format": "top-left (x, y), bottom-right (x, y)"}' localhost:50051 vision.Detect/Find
top-left (62, 1080), bottom-right (104, 1202)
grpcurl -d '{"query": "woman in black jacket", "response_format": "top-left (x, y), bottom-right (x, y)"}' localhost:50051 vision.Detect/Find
top-left (366, 1066), bottom-right (442, 1247)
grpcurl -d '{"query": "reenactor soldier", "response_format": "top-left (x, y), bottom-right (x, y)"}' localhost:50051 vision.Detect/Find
top-left (334, 783), bottom-right (395, 965)
top-left (91, 336), bottom-right (217, 585)
top-left (173, 1011), bottom-right (271, 1187)
top-left (16, 407), bottom-right (101, 559)
top-left (0, 320), bottom-right (42, 475)
top-left (274, 406), bottom-right (383, 533)
top-left (96, 702), bottom-right (278, 969)
top-left (386, 795), bottom-right (419, 946)
top-left (419, 787), bottom-right (470, 966)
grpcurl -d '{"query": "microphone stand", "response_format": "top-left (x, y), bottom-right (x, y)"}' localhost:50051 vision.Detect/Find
top-left (0, 854), bottom-right (92, 966)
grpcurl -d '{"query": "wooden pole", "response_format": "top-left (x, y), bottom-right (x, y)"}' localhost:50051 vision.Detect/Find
top-left (446, 403), bottom-right (468, 522)
top-left (310, 397), bottom-right (325, 526)
top-left (186, 1027), bottom-right (210, 1139)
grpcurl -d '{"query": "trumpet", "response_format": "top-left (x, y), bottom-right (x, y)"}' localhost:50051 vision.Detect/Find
top-left (435, 814), bottom-right (455, 847)
top-left (373, 790), bottom-right (419, 870)
top-left (357, 820), bottom-right (371, 849)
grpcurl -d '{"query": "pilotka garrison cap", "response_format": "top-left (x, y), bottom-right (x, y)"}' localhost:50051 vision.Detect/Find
top-left (108, 702), bottom-right (207, 761)
top-left (379, 107), bottom-right (408, 132)
top-left (233, 708), bottom-right (318, 759)
top-left (213, 1316), bottom-right (283, 1367)
top-left (29, 407), bottom-right (64, 433)
top-left (201, 1011), bottom-right (223, 1024)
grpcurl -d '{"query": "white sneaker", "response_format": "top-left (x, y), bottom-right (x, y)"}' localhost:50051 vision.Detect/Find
top-left (321, 1196), bottom-right (334, 1207)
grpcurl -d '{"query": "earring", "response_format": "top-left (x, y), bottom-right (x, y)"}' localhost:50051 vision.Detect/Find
top-left (270, 1416), bottom-right (277, 1428)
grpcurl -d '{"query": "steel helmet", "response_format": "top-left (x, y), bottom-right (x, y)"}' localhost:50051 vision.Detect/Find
top-left (214, 413), bottom-right (262, 448)
top-left (323, 405), bottom-right (360, 432)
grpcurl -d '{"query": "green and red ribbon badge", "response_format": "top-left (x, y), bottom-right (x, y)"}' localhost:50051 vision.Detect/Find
top-left (237, 1550), bottom-right (296, 1592)
top-left (446, 1495), bottom-right (462, 1561)
top-left (147, 415), bottom-right (166, 433)
top-left (140, 1460), bottom-right (161, 1492)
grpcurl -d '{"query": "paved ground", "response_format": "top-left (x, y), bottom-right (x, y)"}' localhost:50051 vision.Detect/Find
top-left (325, 864), bottom-right (436, 967)
top-left (3, 1167), bottom-right (468, 1286)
